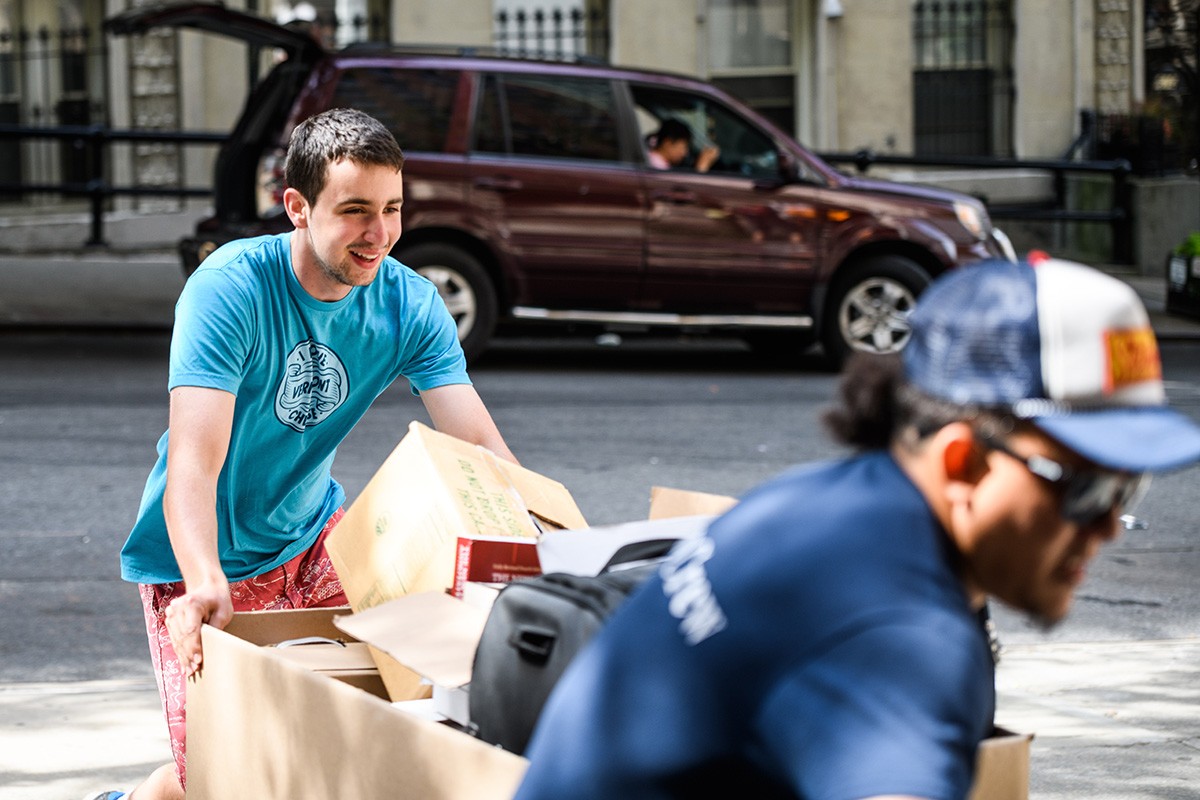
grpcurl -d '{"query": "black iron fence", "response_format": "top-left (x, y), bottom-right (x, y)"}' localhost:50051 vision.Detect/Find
top-left (1084, 111), bottom-right (1185, 177)
top-left (0, 123), bottom-right (227, 246)
top-left (0, 121), bottom-right (1136, 264)
top-left (0, 24), bottom-right (110, 126)
top-left (817, 148), bottom-right (1134, 264)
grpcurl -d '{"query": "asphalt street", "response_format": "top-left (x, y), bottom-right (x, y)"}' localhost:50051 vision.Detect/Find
top-left (0, 265), bottom-right (1199, 799)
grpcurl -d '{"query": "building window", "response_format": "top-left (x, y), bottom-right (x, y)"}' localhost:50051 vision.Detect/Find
top-left (272, 0), bottom-right (387, 48)
top-left (493, 1), bottom-right (610, 60)
top-left (706, 0), bottom-right (796, 136)
top-left (707, 0), bottom-right (791, 70)
top-left (912, 0), bottom-right (1014, 157)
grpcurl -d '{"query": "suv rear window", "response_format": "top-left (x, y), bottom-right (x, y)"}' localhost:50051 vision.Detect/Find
top-left (473, 73), bottom-right (620, 162)
top-left (331, 67), bottom-right (459, 152)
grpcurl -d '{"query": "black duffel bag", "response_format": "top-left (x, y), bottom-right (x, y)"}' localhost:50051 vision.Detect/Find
top-left (467, 539), bottom-right (676, 754)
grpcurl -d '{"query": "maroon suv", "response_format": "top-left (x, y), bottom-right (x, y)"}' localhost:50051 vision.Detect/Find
top-left (109, 3), bottom-right (1016, 364)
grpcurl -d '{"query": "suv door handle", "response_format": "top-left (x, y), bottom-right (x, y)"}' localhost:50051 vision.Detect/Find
top-left (650, 189), bottom-right (697, 204)
top-left (473, 176), bottom-right (524, 192)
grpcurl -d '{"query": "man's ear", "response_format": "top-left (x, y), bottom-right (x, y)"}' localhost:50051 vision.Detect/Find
top-left (283, 187), bottom-right (309, 229)
top-left (935, 422), bottom-right (980, 480)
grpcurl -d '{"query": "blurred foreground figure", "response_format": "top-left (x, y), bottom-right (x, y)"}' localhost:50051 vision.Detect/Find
top-left (516, 257), bottom-right (1200, 800)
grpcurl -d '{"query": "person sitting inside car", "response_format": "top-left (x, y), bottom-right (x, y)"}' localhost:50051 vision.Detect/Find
top-left (646, 118), bottom-right (720, 172)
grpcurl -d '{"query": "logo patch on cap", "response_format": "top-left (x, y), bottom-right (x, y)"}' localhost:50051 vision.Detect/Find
top-left (1105, 327), bottom-right (1161, 393)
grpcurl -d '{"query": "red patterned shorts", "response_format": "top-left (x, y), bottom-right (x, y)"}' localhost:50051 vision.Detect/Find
top-left (138, 508), bottom-right (349, 789)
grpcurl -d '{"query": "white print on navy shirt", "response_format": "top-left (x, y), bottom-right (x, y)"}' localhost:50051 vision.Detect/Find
top-left (275, 340), bottom-right (349, 432)
top-left (660, 536), bottom-right (727, 646)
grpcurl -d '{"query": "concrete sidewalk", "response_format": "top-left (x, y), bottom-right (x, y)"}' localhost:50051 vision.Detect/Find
top-left (1, 638), bottom-right (1198, 799)
top-left (996, 638), bottom-right (1200, 800)
top-left (1, 252), bottom-right (1199, 340)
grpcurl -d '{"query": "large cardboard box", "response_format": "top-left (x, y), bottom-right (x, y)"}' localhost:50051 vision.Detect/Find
top-left (326, 421), bottom-right (586, 698)
top-left (187, 607), bottom-right (527, 800)
top-left (189, 600), bottom-right (1029, 800)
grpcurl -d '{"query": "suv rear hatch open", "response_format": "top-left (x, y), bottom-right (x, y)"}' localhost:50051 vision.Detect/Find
top-left (106, 2), bottom-right (325, 227)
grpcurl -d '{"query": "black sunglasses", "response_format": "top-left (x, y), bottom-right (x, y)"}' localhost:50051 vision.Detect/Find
top-left (974, 432), bottom-right (1150, 526)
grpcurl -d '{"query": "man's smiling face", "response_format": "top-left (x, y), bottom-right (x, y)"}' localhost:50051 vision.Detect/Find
top-left (285, 158), bottom-right (404, 301)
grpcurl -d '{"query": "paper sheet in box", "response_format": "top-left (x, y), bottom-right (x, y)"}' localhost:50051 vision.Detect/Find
top-left (536, 514), bottom-right (712, 576)
top-left (335, 591), bottom-right (488, 726)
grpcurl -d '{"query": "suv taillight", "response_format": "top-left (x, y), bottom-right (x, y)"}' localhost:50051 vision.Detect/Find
top-left (256, 146), bottom-right (287, 218)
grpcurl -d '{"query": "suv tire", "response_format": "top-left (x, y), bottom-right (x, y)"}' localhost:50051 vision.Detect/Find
top-left (399, 243), bottom-right (498, 364)
top-left (822, 255), bottom-right (931, 367)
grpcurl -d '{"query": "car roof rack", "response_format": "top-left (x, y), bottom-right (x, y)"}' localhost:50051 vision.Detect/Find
top-left (336, 41), bottom-right (609, 66)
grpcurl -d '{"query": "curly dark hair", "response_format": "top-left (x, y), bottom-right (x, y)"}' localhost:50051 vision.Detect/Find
top-left (823, 352), bottom-right (1009, 451)
top-left (284, 108), bottom-right (406, 205)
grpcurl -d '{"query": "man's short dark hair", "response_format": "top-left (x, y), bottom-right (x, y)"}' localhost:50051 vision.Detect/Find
top-left (654, 118), bottom-right (693, 144)
top-left (284, 108), bottom-right (405, 205)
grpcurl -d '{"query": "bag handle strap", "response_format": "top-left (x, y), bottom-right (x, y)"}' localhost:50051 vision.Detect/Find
top-left (600, 538), bottom-right (677, 573)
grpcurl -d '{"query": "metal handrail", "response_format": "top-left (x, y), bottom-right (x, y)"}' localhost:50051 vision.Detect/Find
top-left (1, 125), bottom-right (1137, 262)
top-left (0, 123), bottom-right (228, 246)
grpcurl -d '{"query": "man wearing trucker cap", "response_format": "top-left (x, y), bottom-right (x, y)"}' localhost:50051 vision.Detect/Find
top-left (516, 256), bottom-right (1200, 800)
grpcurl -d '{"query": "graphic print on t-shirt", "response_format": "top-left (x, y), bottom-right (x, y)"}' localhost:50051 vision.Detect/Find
top-left (275, 339), bottom-right (349, 432)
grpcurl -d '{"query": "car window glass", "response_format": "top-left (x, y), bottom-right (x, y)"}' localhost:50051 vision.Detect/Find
top-left (331, 68), bottom-right (458, 152)
top-left (473, 73), bottom-right (620, 162)
top-left (474, 73), bottom-right (508, 154)
top-left (631, 84), bottom-right (779, 180)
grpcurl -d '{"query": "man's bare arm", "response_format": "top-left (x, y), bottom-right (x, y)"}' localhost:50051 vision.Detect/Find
top-left (162, 385), bottom-right (236, 677)
top-left (420, 383), bottom-right (517, 464)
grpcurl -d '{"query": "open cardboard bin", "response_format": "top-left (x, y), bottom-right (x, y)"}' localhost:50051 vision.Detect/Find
top-left (186, 432), bottom-right (1031, 800)
top-left (187, 606), bottom-right (526, 800)
top-left (189, 598), bottom-right (1030, 800)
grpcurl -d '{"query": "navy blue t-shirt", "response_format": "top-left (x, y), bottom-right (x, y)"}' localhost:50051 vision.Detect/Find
top-left (516, 452), bottom-right (995, 800)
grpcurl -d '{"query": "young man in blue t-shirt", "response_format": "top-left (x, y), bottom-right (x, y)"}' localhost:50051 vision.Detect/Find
top-left (102, 109), bottom-right (515, 800)
top-left (515, 257), bottom-right (1200, 800)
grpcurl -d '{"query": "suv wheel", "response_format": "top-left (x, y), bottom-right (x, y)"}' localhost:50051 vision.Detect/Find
top-left (823, 255), bottom-right (931, 366)
top-left (399, 243), bottom-right (498, 363)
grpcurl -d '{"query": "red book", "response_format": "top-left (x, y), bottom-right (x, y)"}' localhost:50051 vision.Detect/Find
top-left (452, 536), bottom-right (542, 598)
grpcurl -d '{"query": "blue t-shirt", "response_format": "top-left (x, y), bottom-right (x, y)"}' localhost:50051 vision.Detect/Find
top-left (121, 233), bottom-right (469, 584)
top-left (516, 452), bottom-right (996, 800)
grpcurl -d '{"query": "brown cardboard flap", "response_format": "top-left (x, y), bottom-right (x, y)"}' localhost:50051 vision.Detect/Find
top-left (222, 606), bottom-right (352, 645)
top-left (334, 591), bottom-right (488, 689)
top-left (648, 485), bottom-right (738, 520)
top-left (486, 452), bottom-right (588, 531)
top-left (189, 618), bottom-right (527, 800)
top-left (969, 729), bottom-right (1033, 800)
top-left (327, 421), bottom-right (586, 615)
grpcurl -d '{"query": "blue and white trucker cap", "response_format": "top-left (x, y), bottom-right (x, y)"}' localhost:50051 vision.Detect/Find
top-left (903, 256), bottom-right (1200, 472)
